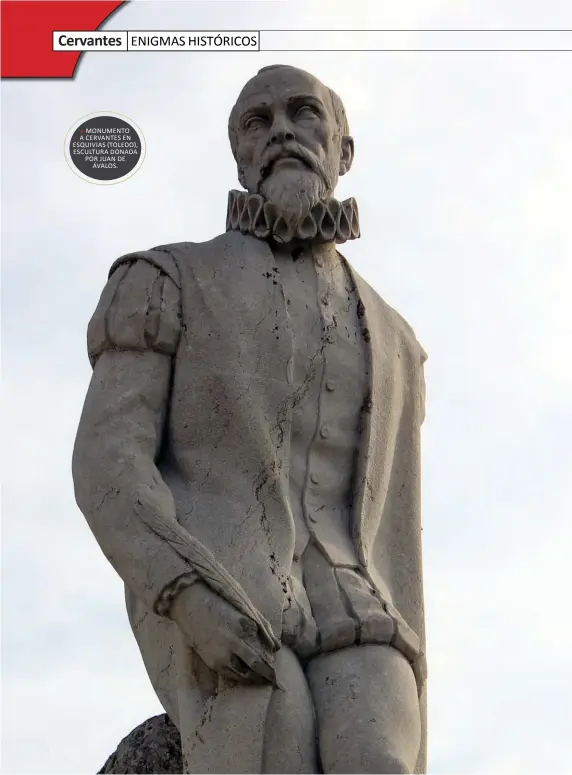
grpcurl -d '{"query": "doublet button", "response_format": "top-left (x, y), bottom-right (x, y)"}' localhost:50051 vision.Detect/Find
top-left (325, 379), bottom-right (336, 391)
top-left (310, 473), bottom-right (320, 484)
top-left (315, 255), bottom-right (324, 267)
top-left (321, 295), bottom-right (329, 306)
top-left (320, 426), bottom-right (330, 439)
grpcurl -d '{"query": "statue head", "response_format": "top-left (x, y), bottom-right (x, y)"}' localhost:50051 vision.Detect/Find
top-left (228, 65), bottom-right (354, 230)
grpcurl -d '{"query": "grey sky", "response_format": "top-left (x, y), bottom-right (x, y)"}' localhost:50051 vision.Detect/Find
top-left (2, 0), bottom-right (572, 772)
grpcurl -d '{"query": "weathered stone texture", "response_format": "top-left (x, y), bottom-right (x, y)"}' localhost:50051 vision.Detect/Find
top-left (98, 715), bottom-right (182, 774)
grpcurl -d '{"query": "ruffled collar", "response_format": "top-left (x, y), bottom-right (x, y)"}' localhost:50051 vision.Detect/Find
top-left (226, 189), bottom-right (360, 244)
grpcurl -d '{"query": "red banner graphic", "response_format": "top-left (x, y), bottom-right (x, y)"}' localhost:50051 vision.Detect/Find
top-left (1, 0), bottom-right (127, 79)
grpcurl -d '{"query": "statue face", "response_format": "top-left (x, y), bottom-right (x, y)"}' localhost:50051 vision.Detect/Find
top-left (233, 67), bottom-right (352, 200)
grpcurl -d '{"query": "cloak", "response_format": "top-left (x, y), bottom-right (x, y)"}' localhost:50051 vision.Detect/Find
top-left (87, 230), bottom-right (428, 772)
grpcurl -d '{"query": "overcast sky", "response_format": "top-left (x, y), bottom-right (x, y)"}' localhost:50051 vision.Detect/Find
top-left (2, 0), bottom-right (572, 772)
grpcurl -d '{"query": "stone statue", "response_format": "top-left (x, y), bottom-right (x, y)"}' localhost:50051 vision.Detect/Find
top-left (73, 64), bottom-right (428, 774)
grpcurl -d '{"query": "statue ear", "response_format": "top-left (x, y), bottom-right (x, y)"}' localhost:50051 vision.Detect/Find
top-left (339, 135), bottom-right (354, 176)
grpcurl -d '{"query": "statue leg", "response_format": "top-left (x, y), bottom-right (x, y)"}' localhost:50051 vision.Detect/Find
top-left (306, 644), bottom-right (421, 774)
top-left (262, 646), bottom-right (318, 773)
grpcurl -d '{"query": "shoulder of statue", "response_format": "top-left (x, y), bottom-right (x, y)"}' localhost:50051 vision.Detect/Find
top-left (342, 259), bottom-right (427, 364)
top-left (109, 244), bottom-right (182, 288)
top-left (113, 233), bottom-right (263, 274)
top-left (87, 247), bottom-right (183, 368)
top-left (384, 301), bottom-right (427, 364)
top-left (211, 229), bottom-right (270, 253)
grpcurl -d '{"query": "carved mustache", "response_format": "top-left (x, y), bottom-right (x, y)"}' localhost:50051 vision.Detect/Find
top-left (259, 143), bottom-right (322, 181)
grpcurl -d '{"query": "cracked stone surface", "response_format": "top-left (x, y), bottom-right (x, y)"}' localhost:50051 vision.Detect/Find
top-left (98, 715), bottom-right (182, 774)
top-left (74, 64), bottom-right (428, 773)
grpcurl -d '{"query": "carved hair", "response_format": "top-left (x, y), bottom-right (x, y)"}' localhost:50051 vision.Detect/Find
top-left (228, 65), bottom-right (350, 160)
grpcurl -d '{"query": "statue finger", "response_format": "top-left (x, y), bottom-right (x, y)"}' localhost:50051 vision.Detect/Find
top-left (233, 641), bottom-right (283, 689)
top-left (237, 615), bottom-right (258, 639)
top-left (237, 614), bottom-right (280, 654)
top-left (220, 655), bottom-right (266, 685)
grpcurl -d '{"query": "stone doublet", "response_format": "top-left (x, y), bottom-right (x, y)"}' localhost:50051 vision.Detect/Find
top-left (226, 189), bottom-right (361, 244)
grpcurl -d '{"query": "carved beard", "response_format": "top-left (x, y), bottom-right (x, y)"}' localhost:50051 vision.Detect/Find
top-left (259, 167), bottom-right (328, 232)
top-left (256, 141), bottom-right (339, 234)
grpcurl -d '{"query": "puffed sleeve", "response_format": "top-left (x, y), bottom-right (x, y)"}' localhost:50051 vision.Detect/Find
top-left (87, 256), bottom-right (181, 367)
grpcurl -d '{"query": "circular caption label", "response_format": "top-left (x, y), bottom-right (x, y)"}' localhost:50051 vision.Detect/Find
top-left (65, 112), bottom-right (145, 184)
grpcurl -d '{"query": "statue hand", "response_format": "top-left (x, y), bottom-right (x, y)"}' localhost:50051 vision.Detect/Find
top-left (171, 581), bottom-right (279, 687)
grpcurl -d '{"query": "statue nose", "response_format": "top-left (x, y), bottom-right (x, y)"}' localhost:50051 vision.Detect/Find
top-left (268, 120), bottom-right (295, 146)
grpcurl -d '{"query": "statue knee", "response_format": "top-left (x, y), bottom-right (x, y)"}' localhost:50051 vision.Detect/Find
top-left (368, 750), bottom-right (411, 774)
top-left (320, 736), bottom-right (413, 774)
top-left (262, 647), bottom-right (318, 773)
top-left (309, 644), bottom-right (421, 774)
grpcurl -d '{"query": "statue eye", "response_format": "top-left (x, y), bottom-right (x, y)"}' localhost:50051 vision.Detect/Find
top-left (296, 105), bottom-right (318, 120)
top-left (245, 115), bottom-right (266, 131)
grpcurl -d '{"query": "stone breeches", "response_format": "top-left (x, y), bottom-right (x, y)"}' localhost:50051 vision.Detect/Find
top-left (282, 542), bottom-right (426, 691)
